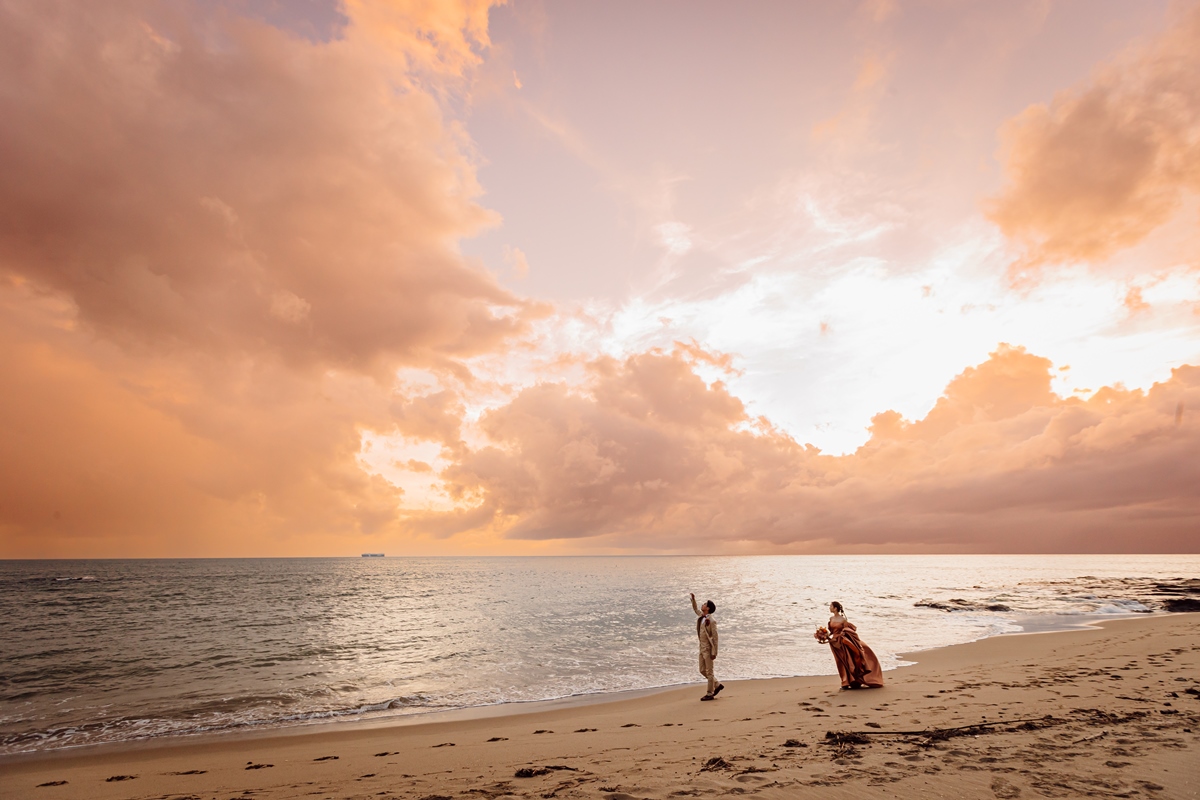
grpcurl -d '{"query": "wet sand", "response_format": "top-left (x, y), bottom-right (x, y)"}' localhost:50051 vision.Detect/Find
top-left (3, 614), bottom-right (1197, 800)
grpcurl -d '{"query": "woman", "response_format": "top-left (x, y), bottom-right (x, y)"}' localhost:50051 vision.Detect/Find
top-left (818, 601), bottom-right (884, 689)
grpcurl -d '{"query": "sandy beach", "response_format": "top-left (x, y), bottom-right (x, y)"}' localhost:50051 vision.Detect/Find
top-left (3, 614), bottom-right (1196, 800)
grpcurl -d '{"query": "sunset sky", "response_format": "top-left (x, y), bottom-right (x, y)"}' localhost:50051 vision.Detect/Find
top-left (1, 0), bottom-right (1198, 556)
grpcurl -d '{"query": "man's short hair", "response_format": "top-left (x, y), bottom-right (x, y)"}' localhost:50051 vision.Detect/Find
top-left (705, 600), bottom-right (716, 614)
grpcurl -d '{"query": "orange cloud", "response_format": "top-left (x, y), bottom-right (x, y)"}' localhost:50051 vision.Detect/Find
top-left (0, 281), bottom-right (413, 556)
top-left (988, 5), bottom-right (1200, 271)
top-left (0, 1), bottom-right (521, 556)
top-left (812, 52), bottom-right (891, 146)
top-left (0, 0), bottom-right (525, 371)
top-left (421, 344), bottom-right (1199, 553)
top-left (502, 244), bottom-right (530, 279)
top-left (1124, 286), bottom-right (1151, 315)
top-left (347, 0), bottom-right (499, 78)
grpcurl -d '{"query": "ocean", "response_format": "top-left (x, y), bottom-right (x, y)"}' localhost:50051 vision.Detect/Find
top-left (1, 555), bottom-right (1196, 756)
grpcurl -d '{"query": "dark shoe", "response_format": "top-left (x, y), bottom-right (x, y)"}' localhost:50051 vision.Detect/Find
top-left (713, 683), bottom-right (725, 696)
top-left (700, 694), bottom-right (714, 701)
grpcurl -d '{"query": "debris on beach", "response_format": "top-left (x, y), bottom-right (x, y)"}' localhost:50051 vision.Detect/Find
top-left (514, 765), bottom-right (578, 778)
top-left (822, 730), bottom-right (870, 760)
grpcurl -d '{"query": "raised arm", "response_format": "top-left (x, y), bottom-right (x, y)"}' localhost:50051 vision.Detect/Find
top-left (690, 592), bottom-right (702, 617)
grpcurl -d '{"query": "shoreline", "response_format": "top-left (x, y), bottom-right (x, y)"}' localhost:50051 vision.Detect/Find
top-left (0, 683), bottom-right (689, 766)
top-left (0, 610), bottom-right (1152, 762)
top-left (0, 610), bottom-right (1171, 765)
top-left (4, 613), bottom-right (1196, 799)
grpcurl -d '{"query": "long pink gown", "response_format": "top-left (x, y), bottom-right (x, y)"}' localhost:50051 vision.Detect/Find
top-left (827, 617), bottom-right (884, 688)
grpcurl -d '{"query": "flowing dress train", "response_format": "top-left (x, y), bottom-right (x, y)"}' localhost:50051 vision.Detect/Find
top-left (827, 619), bottom-right (884, 688)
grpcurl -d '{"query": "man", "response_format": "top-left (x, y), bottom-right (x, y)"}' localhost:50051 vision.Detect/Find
top-left (690, 592), bottom-right (723, 701)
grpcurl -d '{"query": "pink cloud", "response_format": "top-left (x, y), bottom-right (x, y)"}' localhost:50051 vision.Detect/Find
top-left (421, 344), bottom-right (1199, 553)
top-left (0, 0), bottom-right (518, 556)
top-left (0, 0), bottom-right (524, 370)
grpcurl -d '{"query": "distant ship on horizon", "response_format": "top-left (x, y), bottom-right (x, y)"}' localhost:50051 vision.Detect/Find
top-left (361, 553), bottom-right (385, 557)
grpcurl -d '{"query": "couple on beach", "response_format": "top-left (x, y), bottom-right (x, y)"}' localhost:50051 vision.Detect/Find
top-left (689, 593), bottom-right (883, 700)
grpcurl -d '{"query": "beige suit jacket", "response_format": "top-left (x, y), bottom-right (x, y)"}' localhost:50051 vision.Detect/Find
top-left (697, 615), bottom-right (718, 658)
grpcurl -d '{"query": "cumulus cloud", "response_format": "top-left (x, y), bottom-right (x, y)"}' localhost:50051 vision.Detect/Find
top-left (988, 5), bottom-right (1200, 270)
top-left (0, 0), bottom-right (518, 555)
top-left (421, 344), bottom-right (1200, 553)
top-left (0, 0), bottom-right (523, 369)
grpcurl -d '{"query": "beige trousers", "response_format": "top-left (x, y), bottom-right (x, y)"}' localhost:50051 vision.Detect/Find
top-left (698, 650), bottom-right (716, 695)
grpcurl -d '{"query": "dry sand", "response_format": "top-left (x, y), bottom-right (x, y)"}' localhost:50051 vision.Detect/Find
top-left (3, 614), bottom-right (1197, 800)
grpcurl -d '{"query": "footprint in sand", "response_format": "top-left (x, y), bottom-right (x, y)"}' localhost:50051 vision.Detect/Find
top-left (991, 777), bottom-right (1021, 797)
top-left (487, 737), bottom-right (508, 742)
top-left (105, 775), bottom-right (137, 782)
top-left (36, 781), bottom-right (68, 787)
top-left (574, 728), bottom-right (597, 733)
top-left (620, 723), bottom-right (640, 728)
top-left (533, 729), bottom-right (553, 734)
top-left (169, 769), bottom-right (207, 775)
top-left (374, 751), bottom-right (398, 756)
top-left (432, 742), bottom-right (456, 747)
top-left (245, 763), bottom-right (274, 770)
top-left (313, 755), bottom-right (339, 761)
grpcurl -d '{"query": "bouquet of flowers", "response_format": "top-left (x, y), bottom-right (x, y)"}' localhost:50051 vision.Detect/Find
top-left (813, 626), bottom-right (830, 644)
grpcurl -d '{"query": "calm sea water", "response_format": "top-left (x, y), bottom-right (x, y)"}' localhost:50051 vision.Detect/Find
top-left (1, 555), bottom-right (1197, 755)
